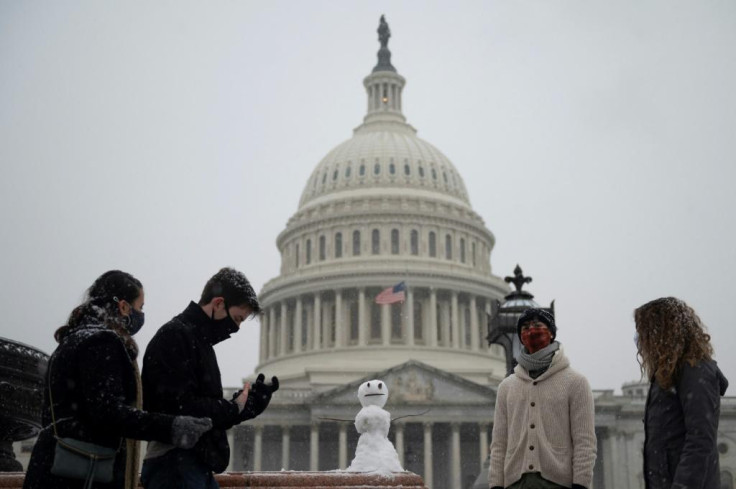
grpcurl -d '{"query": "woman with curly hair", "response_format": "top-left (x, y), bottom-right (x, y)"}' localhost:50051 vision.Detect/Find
top-left (24, 270), bottom-right (213, 489)
top-left (635, 297), bottom-right (729, 489)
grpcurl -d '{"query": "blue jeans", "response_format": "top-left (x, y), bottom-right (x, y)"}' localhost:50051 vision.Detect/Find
top-left (141, 448), bottom-right (219, 489)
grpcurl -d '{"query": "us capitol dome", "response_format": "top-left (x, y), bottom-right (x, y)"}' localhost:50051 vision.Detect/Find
top-left (255, 16), bottom-right (509, 390)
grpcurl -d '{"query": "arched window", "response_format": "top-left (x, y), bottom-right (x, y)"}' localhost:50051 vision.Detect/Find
top-left (429, 232), bottom-right (436, 257)
top-left (353, 230), bottom-right (361, 256)
top-left (359, 164), bottom-right (366, 176)
top-left (445, 234), bottom-right (452, 260)
top-left (345, 165), bottom-right (351, 178)
top-left (391, 229), bottom-right (400, 254)
top-left (431, 169), bottom-right (437, 180)
top-left (319, 235), bottom-right (326, 261)
top-left (333, 168), bottom-right (339, 180)
top-left (460, 238), bottom-right (466, 263)
top-left (374, 163), bottom-right (381, 175)
top-left (372, 229), bottom-right (381, 254)
top-left (306, 239), bottom-right (312, 265)
top-left (404, 164), bottom-right (411, 175)
top-left (418, 165), bottom-right (424, 178)
top-left (410, 230), bottom-right (419, 255)
top-left (389, 163), bottom-right (396, 175)
top-left (335, 232), bottom-right (342, 258)
top-left (322, 172), bottom-right (327, 184)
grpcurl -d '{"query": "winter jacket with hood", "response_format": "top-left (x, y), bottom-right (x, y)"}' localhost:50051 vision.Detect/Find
top-left (644, 360), bottom-right (729, 489)
top-left (489, 346), bottom-right (597, 489)
top-left (23, 325), bottom-right (174, 489)
top-left (141, 301), bottom-right (244, 473)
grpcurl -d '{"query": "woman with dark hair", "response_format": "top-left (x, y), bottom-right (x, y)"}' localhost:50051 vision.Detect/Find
top-left (24, 270), bottom-right (213, 489)
top-left (636, 297), bottom-right (729, 489)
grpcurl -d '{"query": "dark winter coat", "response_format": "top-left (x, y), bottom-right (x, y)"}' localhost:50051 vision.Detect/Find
top-left (23, 325), bottom-right (174, 489)
top-left (643, 360), bottom-right (729, 489)
top-left (141, 302), bottom-right (243, 473)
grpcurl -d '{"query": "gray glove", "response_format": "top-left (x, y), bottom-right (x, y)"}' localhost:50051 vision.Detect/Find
top-left (171, 416), bottom-right (212, 449)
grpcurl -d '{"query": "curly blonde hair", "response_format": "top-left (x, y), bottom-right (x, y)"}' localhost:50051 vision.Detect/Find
top-left (635, 297), bottom-right (713, 389)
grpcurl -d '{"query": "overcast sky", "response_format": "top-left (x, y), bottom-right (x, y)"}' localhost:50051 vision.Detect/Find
top-left (1, 1), bottom-right (735, 392)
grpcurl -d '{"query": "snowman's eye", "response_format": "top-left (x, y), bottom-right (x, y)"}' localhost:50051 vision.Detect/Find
top-left (378, 383), bottom-right (383, 390)
top-left (367, 383), bottom-right (370, 388)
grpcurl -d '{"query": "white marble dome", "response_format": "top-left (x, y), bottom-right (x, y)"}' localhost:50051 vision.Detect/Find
top-left (298, 129), bottom-right (471, 209)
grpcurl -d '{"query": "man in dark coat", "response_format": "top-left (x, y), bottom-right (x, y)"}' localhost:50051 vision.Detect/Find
top-left (644, 360), bottom-right (729, 489)
top-left (141, 268), bottom-right (278, 489)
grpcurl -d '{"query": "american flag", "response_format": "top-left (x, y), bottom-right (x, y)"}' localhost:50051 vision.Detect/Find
top-left (375, 282), bottom-right (407, 305)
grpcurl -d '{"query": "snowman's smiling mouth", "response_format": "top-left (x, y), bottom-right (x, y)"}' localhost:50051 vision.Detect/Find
top-left (364, 393), bottom-right (386, 396)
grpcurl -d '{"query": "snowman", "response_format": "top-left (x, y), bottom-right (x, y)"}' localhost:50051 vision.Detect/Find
top-left (345, 379), bottom-right (404, 474)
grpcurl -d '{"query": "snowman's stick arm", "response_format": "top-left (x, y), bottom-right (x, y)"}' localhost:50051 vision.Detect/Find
top-left (391, 409), bottom-right (431, 422)
top-left (317, 416), bottom-right (354, 423)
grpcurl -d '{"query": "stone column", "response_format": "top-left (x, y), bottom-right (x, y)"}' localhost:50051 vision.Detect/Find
top-left (310, 423), bottom-right (320, 471)
top-left (254, 425), bottom-right (263, 471)
top-left (260, 313), bottom-right (268, 361)
top-left (280, 302), bottom-right (288, 354)
top-left (281, 425), bottom-right (290, 470)
top-left (381, 303), bottom-right (390, 346)
top-left (335, 289), bottom-right (343, 348)
top-left (395, 423), bottom-right (405, 467)
top-left (227, 429), bottom-right (236, 471)
top-left (470, 296), bottom-right (479, 350)
top-left (406, 288), bottom-right (415, 346)
top-left (313, 294), bottom-right (322, 350)
top-left (294, 297), bottom-right (303, 353)
top-left (603, 428), bottom-right (618, 489)
top-left (269, 307), bottom-right (277, 358)
top-left (305, 302), bottom-right (313, 351)
top-left (358, 288), bottom-right (367, 347)
top-left (479, 423), bottom-right (489, 467)
top-left (450, 423), bottom-right (461, 488)
top-left (423, 422), bottom-right (433, 489)
top-left (428, 288), bottom-right (438, 348)
top-left (339, 423), bottom-right (348, 469)
top-left (451, 292), bottom-right (460, 349)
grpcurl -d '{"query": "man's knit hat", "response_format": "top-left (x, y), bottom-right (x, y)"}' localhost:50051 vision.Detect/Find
top-left (517, 308), bottom-right (556, 340)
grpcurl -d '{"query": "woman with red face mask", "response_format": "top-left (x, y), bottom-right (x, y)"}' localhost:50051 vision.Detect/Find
top-left (489, 308), bottom-right (597, 489)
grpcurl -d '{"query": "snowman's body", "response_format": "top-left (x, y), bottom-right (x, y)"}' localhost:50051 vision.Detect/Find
top-left (345, 380), bottom-right (404, 474)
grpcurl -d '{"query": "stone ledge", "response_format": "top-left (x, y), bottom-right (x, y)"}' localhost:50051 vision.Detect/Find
top-left (0, 471), bottom-right (427, 488)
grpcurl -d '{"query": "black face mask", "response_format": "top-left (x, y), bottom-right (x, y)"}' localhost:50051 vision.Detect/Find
top-left (211, 302), bottom-right (238, 334)
top-left (126, 309), bottom-right (145, 336)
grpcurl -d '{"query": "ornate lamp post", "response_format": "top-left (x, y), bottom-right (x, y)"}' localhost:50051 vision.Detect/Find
top-left (486, 265), bottom-right (554, 377)
top-left (0, 337), bottom-right (48, 471)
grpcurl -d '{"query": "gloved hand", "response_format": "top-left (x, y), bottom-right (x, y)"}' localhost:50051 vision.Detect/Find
top-left (239, 373), bottom-right (279, 421)
top-left (171, 416), bottom-right (212, 449)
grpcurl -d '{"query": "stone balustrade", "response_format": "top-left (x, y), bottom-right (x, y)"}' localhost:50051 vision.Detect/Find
top-left (0, 471), bottom-right (427, 489)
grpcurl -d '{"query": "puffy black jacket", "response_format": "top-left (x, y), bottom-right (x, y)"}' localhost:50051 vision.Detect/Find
top-left (643, 360), bottom-right (729, 489)
top-left (142, 302), bottom-right (242, 473)
top-left (24, 326), bottom-right (174, 489)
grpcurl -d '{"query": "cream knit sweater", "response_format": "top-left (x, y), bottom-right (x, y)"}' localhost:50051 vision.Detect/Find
top-left (488, 346), bottom-right (597, 489)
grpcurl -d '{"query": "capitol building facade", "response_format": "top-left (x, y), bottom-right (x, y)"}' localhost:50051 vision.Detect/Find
top-left (220, 19), bottom-right (736, 489)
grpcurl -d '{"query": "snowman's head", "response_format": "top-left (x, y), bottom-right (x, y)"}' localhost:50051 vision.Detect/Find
top-left (357, 379), bottom-right (389, 408)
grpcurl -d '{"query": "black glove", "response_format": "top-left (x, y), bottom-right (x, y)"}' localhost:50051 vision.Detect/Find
top-left (171, 416), bottom-right (212, 449)
top-left (572, 485), bottom-right (587, 489)
top-left (239, 373), bottom-right (279, 421)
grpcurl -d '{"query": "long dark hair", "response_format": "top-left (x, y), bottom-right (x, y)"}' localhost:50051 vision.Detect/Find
top-left (54, 270), bottom-right (142, 357)
top-left (635, 297), bottom-right (713, 389)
